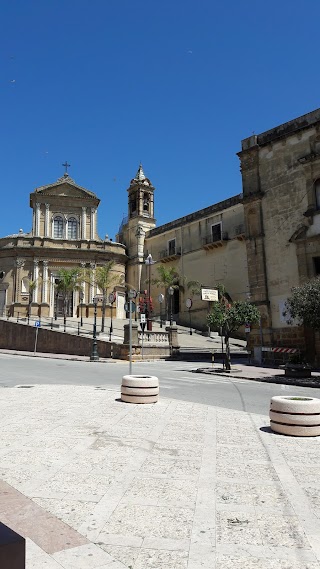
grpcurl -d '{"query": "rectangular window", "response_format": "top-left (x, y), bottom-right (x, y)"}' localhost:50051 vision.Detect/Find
top-left (313, 257), bottom-right (320, 275)
top-left (211, 223), bottom-right (222, 242)
top-left (168, 239), bottom-right (176, 255)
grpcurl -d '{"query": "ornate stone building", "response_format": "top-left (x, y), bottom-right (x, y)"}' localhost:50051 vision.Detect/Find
top-left (118, 166), bottom-right (249, 331)
top-left (0, 172), bottom-right (127, 319)
top-left (238, 107), bottom-right (320, 360)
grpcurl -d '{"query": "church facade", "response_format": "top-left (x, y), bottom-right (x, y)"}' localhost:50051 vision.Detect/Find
top-left (0, 172), bottom-right (127, 320)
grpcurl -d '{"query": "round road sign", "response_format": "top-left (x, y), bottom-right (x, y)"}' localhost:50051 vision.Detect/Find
top-left (186, 298), bottom-right (192, 309)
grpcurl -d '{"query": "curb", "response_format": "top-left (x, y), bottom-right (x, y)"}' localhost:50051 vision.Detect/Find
top-left (195, 368), bottom-right (320, 388)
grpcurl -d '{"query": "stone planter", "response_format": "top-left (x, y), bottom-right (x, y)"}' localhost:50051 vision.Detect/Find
top-left (284, 365), bottom-right (312, 378)
top-left (269, 395), bottom-right (320, 436)
top-left (121, 375), bottom-right (159, 404)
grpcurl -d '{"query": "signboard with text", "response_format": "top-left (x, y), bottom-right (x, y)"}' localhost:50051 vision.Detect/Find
top-left (201, 288), bottom-right (218, 302)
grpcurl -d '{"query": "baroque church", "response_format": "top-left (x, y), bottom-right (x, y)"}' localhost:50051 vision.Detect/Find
top-left (2, 106), bottom-right (320, 362)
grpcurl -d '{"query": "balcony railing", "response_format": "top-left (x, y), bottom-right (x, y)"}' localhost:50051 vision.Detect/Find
top-left (159, 246), bottom-right (181, 261)
top-left (202, 231), bottom-right (228, 249)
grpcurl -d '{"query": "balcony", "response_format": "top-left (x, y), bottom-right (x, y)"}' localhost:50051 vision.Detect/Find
top-left (159, 246), bottom-right (181, 262)
top-left (234, 224), bottom-right (246, 241)
top-left (202, 231), bottom-right (228, 250)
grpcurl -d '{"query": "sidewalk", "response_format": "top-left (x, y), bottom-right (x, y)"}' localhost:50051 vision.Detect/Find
top-left (0, 385), bottom-right (320, 568)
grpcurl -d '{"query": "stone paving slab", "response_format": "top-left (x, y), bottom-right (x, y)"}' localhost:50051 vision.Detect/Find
top-left (0, 385), bottom-right (319, 568)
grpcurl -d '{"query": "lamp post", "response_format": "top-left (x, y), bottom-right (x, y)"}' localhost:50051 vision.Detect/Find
top-left (168, 286), bottom-right (174, 326)
top-left (79, 290), bottom-right (84, 327)
top-left (158, 293), bottom-right (164, 328)
top-left (186, 298), bottom-right (192, 335)
top-left (90, 297), bottom-right (99, 361)
top-left (145, 253), bottom-right (155, 331)
top-left (128, 289), bottom-right (137, 374)
top-left (109, 292), bottom-right (115, 341)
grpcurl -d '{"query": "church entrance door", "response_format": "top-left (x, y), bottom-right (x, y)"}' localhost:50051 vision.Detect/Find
top-left (54, 292), bottom-right (74, 318)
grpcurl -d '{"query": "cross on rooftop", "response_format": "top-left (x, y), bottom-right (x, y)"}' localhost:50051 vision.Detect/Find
top-left (62, 161), bottom-right (71, 174)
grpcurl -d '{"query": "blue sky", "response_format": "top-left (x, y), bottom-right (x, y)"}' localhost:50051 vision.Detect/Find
top-left (2, 0), bottom-right (319, 240)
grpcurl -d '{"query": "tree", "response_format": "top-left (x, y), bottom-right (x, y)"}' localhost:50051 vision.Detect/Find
top-left (284, 277), bottom-right (320, 330)
top-left (151, 265), bottom-right (184, 320)
top-left (83, 261), bottom-right (122, 332)
top-left (55, 268), bottom-right (82, 327)
top-left (207, 286), bottom-right (260, 370)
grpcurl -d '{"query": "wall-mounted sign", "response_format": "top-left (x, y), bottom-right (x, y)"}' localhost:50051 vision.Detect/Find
top-left (201, 288), bottom-right (218, 302)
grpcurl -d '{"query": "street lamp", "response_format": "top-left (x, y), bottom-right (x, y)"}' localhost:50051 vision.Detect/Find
top-left (168, 286), bottom-right (174, 327)
top-left (79, 290), bottom-right (84, 327)
top-left (145, 253), bottom-right (155, 331)
top-left (128, 289), bottom-right (137, 374)
top-left (90, 297), bottom-right (99, 361)
top-left (109, 291), bottom-right (115, 341)
top-left (158, 293), bottom-right (164, 328)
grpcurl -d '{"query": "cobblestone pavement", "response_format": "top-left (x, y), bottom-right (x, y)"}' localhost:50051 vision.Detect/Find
top-left (0, 385), bottom-right (320, 568)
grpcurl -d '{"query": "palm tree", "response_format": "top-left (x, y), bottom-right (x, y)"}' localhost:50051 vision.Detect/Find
top-left (151, 265), bottom-right (184, 321)
top-left (55, 268), bottom-right (82, 328)
top-left (83, 261), bottom-right (122, 332)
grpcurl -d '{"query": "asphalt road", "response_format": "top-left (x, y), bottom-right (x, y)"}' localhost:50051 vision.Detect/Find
top-left (1, 353), bottom-right (320, 415)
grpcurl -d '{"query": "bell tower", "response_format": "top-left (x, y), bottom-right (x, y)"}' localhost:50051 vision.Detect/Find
top-left (117, 164), bottom-right (156, 293)
top-left (128, 164), bottom-right (155, 221)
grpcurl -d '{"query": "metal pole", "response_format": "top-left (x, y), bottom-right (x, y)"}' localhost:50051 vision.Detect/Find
top-left (141, 327), bottom-right (144, 360)
top-left (51, 317), bottom-right (53, 330)
top-left (34, 326), bottom-right (39, 356)
top-left (78, 322), bottom-right (80, 336)
top-left (80, 303), bottom-right (83, 327)
top-left (221, 327), bottom-right (225, 370)
top-left (189, 308), bottom-right (192, 335)
top-left (109, 302), bottom-right (113, 341)
top-left (160, 303), bottom-right (162, 328)
top-left (90, 301), bottom-right (99, 361)
top-left (17, 311), bottom-right (19, 323)
top-left (129, 298), bottom-right (132, 374)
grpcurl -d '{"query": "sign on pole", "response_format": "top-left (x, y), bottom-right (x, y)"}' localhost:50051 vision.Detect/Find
top-left (201, 288), bottom-right (218, 302)
top-left (140, 313), bottom-right (146, 323)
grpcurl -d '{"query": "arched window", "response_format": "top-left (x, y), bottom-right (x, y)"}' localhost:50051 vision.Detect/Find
top-left (315, 180), bottom-right (320, 210)
top-left (68, 217), bottom-right (78, 240)
top-left (53, 216), bottom-right (64, 238)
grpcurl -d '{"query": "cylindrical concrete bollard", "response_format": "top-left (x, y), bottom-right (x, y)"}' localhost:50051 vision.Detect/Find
top-left (121, 375), bottom-right (159, 404)
top-left (269, 396), bottom-right (320, 436)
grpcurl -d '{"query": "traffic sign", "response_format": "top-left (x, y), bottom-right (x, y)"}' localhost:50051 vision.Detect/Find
top-left (158, 294), bottom-right (164, 303)
top-left (34, 320), bottom-right (41, 327)
top-left (245, 324), bottom-right (251, 333)
top-left (186, 298), bottom-right (192, 309)
top-left (109, 292), bottom-right (115, 303)
top-left (140, 313), bottom-right (146, 323)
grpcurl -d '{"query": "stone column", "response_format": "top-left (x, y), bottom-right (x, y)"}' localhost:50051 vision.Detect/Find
top-left (35, 203), bottom-right (40, 237)
top-left (90, 208), bottom-right (96, 240)
top-left (42, 260), bottom-right (48, 303)
top-left (124, 322), bottom-right (138, 345)
top-left (14, 258), bottom-right (25, 303)
top-left (80, 261), bottom-right (86, 303)
top-left (89, 263), bottom-right (96, 302)
top-left (33, 259), bottom-right (39, 303)
top-left (82, 207), bottom-right (86, 239)
top-left (44, 204), bottom-right (50, 237)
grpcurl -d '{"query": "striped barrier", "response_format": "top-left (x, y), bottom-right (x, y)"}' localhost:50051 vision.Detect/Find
top-left (262, 347), bottom-right (298, 354)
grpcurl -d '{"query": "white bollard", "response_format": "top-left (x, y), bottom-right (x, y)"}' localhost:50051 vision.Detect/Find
top-left (269, 396), bottom-right (320, 436)
top-left (121, 375), bottom-right (159, 404)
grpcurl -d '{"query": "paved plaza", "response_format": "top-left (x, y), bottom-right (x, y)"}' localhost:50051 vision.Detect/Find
top-left (0, 381), bottom-right (320, 568)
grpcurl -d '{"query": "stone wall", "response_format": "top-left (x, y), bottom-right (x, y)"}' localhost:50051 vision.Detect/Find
top-left (0, 320), bottom-right (112, 358)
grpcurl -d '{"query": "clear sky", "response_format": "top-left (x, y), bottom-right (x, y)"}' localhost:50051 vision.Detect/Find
top-left (2, 0), bottom-right (320, 240)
